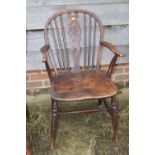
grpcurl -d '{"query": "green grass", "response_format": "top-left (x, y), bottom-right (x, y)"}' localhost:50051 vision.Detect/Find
top-left (27, 88), bottom-right (129, 155)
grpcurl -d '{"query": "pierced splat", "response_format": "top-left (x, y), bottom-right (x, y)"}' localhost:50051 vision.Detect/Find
top-left (68, 13), bottom-right (81, 72)
top-left (43, 9), bottom-right (105, 75)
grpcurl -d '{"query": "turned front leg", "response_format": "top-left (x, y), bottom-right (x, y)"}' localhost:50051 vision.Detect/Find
top-left (51, 99), bottom-right (58, 150)
top-left (111, 95), bottom-right (118, 142)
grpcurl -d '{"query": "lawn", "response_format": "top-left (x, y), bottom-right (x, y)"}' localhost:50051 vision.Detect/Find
top-left (26, 88), bottom-right (128, 155)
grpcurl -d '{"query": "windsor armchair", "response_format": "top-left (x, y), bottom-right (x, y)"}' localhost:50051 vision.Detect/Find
top-left (40, 9), bottom-right (123, 150)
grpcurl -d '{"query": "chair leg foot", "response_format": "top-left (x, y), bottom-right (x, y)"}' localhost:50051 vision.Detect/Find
top-left (111, 95), bottom-right (118, 143)
top-left (51, 100), bottom-right (58, 150)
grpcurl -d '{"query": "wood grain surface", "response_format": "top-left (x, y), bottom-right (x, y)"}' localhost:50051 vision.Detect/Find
top-left (52, 71), bottom-right (118, 101)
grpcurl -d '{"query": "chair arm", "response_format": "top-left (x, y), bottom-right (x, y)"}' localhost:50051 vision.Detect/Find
top-left (100, 41), bottom-right (125, 78)
top-left (40, 44), bottom-right (53, 85)
top-left (100, 41), bottom-right (124, 57)
top-left (40, 44), bottom-right (50, 62)
top-left (106, 55), bottom-right (118, 78)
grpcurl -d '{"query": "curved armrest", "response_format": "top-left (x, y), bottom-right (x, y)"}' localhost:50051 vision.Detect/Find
top-left (100, 41), bottom-right (124, 57)
top-left (40, 44), bottom-right (50, 62)
top-left (40, 44), bottom-right (53, 85)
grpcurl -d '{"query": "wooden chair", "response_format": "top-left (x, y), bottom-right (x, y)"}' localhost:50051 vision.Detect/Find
top-left (40, 9), bottom-right (124, 150)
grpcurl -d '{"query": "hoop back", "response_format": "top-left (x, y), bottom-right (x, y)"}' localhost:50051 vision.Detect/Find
top-left (44, 9), bottom-right (104, 75)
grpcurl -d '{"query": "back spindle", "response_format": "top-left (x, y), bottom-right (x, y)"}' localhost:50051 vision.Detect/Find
top-left (44, 9), bottom-right (104, 76)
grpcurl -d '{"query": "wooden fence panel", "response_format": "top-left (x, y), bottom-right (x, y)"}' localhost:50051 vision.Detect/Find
top-left (26, 45), bottom-right (129, 70)
top-left (26, 3), bottom-right (129, 30)
top-left (27, 0), bottom-right (129, 7)
top-left (27, 25), bottom-right (129, 51)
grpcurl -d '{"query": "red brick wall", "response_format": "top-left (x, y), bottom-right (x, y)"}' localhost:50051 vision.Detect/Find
top-left (26, 63), bottom-right (129, 91)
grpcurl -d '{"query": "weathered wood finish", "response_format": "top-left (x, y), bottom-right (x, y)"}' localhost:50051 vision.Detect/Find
top-left (111, 95), bottom-right (118, 142)
top-left (103, 99), bottom-right (113, 115)
top-left (27, 1), bottom-right (129, 71)
top-left (27, 25), bottom-right (129, 52)
top-left (27, 24), bottom-right (129, 70)
top-left (51, 100), bottom-right (58, 150)
top-left (40, 9), bottom-right (122, 150)
top-left (68, 13), bottom-right (82, 71)
top-left (52, 71), bottom-right (118, 101)
top-left (44, 9), bottom-right (104, 74)
top-left (27, 3), bottom-right (129, 30)
top-left (57, 107), bottom-right (108, 115)
top-left (27, 45), bottom-right (128, 70)
top-left (27, 0), bottom-right (129, 7)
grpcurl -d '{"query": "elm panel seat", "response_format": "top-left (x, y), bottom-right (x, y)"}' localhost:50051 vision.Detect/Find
top-left (52, 71), bottom-right (118, 101)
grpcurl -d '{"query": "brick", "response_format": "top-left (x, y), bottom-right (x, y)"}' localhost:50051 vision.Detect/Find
top-left (114, 63), bottom-right (129, 67)
top-left (41, 70), bottom-right (48, 74)
top-left (26, 70), bottom-right (42, 74)
top-left (114, 74), bottom-right (129, 81)
top-left (26, 81), bottom-right (43, 88)
top-left (125, 67), bottom-right (129, 73)
top-left (30, 74), bottom-right (48, 80)
top-left (26, 63), bottom-right (129, 90)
